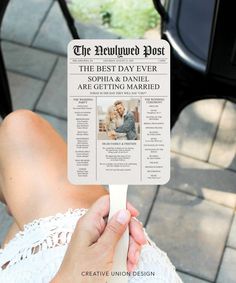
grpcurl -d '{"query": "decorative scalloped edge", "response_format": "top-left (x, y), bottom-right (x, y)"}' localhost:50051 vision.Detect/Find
top-left (0, 208), bottom-right (183, 282)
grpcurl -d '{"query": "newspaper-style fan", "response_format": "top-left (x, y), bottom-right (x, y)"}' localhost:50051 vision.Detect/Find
top-left (68, 39), bottom-right (170, 283)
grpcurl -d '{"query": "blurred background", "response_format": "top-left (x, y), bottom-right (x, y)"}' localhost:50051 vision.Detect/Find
top-left (68, 0), bottom-right (160, 38)
top-left (0, 1), bottom-right (235, 283)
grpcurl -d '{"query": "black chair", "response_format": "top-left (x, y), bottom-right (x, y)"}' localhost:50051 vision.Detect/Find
top-left (2, 0), bottom-right (236, 123)
top-left (0, 0), bottom-right (12, 118)
top-left (0, 0), bottom-right (79, 119)
top-left (153, 0), bottom-right (236, 127)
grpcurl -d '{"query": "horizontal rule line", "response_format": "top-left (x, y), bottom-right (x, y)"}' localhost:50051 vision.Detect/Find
top-left (69, 62), bottom-right (168, 65)
top-left (69, 57), bottom-right (168, 60)
top-left (69, 95), bottom-right (168, 97)
top-left (69, 73), bottom-right (168, 75)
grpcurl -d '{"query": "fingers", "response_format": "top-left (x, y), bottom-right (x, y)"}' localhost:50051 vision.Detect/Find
top-left (73, 194), bottom-right (145, 256)
top-left (98, 209), bottom-right (131, 250)
top-left (88, 194), bottom-right (110, 217)
top-left (127, 235), bottom-right (141, 272)
top-left (127, 217), bottom-right (147, 272)
top-left (74, 195), bottom-right (110, 247)
top-left (126, 202), bottom-right (139, 217)
top-left (129, 217), bottom-right (147, 245)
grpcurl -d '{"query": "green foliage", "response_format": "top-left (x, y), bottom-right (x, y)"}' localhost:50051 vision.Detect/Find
top-left (69, 0), bottom-right (160, 38)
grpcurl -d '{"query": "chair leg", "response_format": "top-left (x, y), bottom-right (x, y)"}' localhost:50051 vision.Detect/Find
top-left (57, 0), bottom-right (80, 39)
top-left (0, 43), bottom-right (12, 119)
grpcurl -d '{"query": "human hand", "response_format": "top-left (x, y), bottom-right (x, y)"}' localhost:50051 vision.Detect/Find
top-left (52, 195), bottom-right (146, 283)
top-left (107, 131), bottom-right (112, 137)
top-left (108, 130), bottom-right (117, 139)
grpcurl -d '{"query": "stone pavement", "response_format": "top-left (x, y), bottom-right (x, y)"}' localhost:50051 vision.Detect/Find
top-left (0, 1), bottom-right (236, 282)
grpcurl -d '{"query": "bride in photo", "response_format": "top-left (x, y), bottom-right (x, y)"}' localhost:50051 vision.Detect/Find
top-left (105, 106), bottom-right (127, 140)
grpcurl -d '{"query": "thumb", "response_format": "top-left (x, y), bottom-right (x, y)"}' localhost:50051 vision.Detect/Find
top-left (73, 195), bottom-right (110, 248)
top-left (98, 209), bottom-right (130, 250)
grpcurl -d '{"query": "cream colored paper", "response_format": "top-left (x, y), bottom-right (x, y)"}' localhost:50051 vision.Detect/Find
top-left (67, 39), bottom-right (170, 185)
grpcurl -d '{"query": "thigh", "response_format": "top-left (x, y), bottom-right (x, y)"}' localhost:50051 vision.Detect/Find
top-left (0, 110), bottom-right (107, 229)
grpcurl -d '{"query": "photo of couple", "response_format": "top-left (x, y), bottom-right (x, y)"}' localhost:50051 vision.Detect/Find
top-left (97, 98), bottom-right (140, 140)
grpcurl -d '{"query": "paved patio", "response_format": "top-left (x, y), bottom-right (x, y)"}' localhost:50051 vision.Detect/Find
top-left (0, 1), bottom-right (236, 282)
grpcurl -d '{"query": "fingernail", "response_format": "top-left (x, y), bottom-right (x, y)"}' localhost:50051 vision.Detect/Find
top-left (132, 206), bottom-right (139, 215)
top-left (116, 210), bottom-right (129, 225)
top-left (129, 203), bottom-right (139, 215)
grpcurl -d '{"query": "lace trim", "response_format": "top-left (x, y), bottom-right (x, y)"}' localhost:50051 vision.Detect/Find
top-left (0, 209), bottom-right (183, 282)
top-left (0, 208), bottom-right (88, 270)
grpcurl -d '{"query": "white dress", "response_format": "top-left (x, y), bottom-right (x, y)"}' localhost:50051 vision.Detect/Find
top-left (0, 208), bottom-right (183, 283)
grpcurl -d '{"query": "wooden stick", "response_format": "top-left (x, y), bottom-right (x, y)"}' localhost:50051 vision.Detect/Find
top-left (108, 184), bottom-right (129, 283)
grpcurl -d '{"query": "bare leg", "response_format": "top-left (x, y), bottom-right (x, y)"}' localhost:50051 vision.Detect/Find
top-left (0, 110), bottom-right (107, 230)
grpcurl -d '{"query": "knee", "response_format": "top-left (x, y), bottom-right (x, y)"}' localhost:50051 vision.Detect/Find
top-left (0, 110), bottom-right (42, 143)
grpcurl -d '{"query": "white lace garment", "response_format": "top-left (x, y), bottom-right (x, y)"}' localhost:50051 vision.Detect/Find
top-left (0, 208), bottom-right (183, 283)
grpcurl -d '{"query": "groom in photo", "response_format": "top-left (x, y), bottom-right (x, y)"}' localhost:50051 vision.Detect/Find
top-left (108, 100), bottom-right (137, 140)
